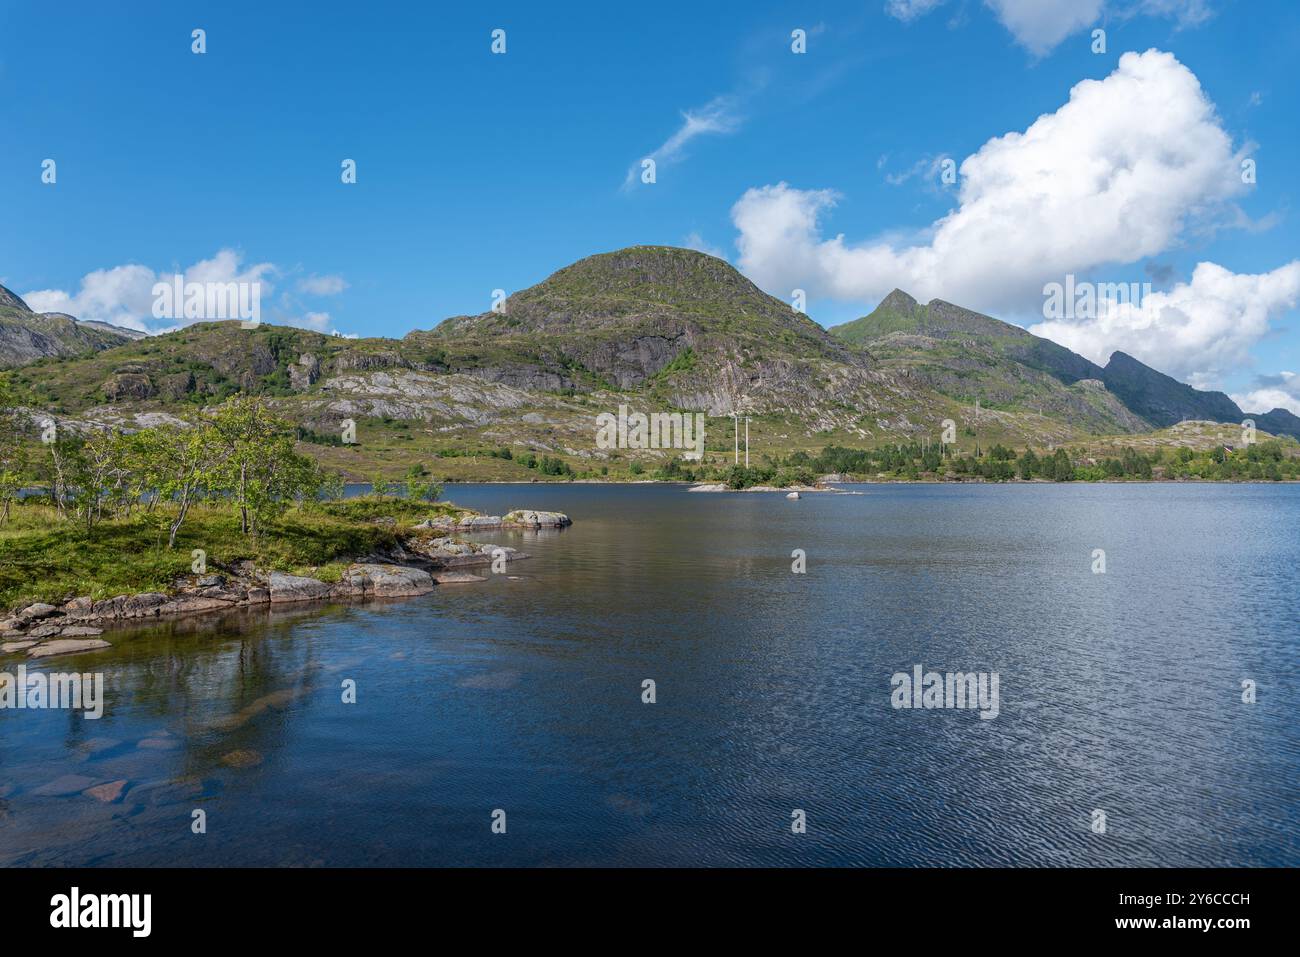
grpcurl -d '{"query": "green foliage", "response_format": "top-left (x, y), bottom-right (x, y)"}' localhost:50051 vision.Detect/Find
top-left (0, 498), bottom-right (458, 611)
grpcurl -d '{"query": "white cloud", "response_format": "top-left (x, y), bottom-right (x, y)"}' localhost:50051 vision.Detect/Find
top-left (882, 154), bottom-right (952, 188)
top-left (1029, 260), bottom-right (1300, 384)
top-left (298, 311), bottom-right (333, 332)
top-left (683, 231), bottom-right (728, 260)
top-left (884, 0), bottom-right (946, 22)
top-left (730, 49), bottom-right (1299, 390)
top-left (24, 264), bottom-right (160, 332)
top-left (984, 0), bottom-right (1104, 56)
top-left (733, 50), bottom-right (1247, 318)
top-left (887, 0), bottom-right (1212, 56)
top-left (22, 249), bottom-right (282, 334)
top-left (1232, 371), bottom-right (1300, 416)
top-left (296, 274), bottom-right (348, 296)
top-left (624, 94), bottom-right (742, 188)
top-left (1128, 0), bottom-right (1213, 29)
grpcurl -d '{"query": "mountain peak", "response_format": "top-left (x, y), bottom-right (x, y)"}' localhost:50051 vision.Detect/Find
top-left (0, 283), bottom-right (32, 313)
top-left (879, 288), bottom-right (919, 311)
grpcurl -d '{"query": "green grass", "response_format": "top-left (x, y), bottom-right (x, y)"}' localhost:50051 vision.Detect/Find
top-left (0, 497), bottom-right (469, 612)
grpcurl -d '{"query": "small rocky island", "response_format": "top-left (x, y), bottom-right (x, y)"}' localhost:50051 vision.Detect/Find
top-left (0, 508), bottom-right (571, 660)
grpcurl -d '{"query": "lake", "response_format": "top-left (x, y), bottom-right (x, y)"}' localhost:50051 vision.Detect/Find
top-left (1, 483), bottom-right (1297, 866)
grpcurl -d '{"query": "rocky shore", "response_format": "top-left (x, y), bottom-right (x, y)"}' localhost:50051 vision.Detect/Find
top-left (686, 483), bottom-right (856, 494)
top-left (0, 508), bottom-right (571, 660)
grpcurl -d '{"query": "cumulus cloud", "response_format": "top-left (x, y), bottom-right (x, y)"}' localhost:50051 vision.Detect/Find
top-left (1231, 371), bottom-right (1300, 416)
top-left (24, 250), bottom-right (276, 334)
top-left (624, 94), bottom-right (743, 188)
top-left (730, 49), bottom-right (1300, 389)
top-left (1029, 261), bottom-right (1300, 384)
top-left (23, 251), bottom-right (350, 335)
top-left (733, 50), bottom-right (1247, 317)
top-left (24, 264), bottom-right (161, 332)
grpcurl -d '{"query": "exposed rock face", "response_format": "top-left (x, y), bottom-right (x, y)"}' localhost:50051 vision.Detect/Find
top-left (0, 282), bottom-right (140, 369)
top-left (585, 332), bottom-right (690, 388)
top-left (334, 350), bottom-right (412, 372)
top-left (342, 564), bottom-right (435, 597)
top-left (158, 370), bottom-right (196, 401)
top-left (503, 509), bottom-right (572, 528)
top-left (268, 572), bottom-right (333, 603)
top-left (1101, 351), bottom-right (1245, 428)
top-left (19, 603), bottom-right (60, 620)
top-left (289, 353), bottom-right (321, 390)
top-left (61, 597), bottom-right (95, 619)
top-left (102, 372), bottom-right (155, 401)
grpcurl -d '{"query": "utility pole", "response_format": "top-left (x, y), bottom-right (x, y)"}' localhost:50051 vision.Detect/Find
top-left (745, 417), bottom-right (750, 468)
top-left (733, 413), bottom-right (739, 465)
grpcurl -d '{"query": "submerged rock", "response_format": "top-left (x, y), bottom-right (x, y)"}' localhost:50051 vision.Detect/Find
top-left (83, 779), bottom-right (128, 803)
top-left (158, 596), bottom-right (236, 616)
top-left (32, 774), bottom-right (98, 797)
top-left (432, 572), bottom-right (487, 584)
top-left (221, 749), bottom-right (264, 769)
top-left (27, 638), bottom-right (112, 659)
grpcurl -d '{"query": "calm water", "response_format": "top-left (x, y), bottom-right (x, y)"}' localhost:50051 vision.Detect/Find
top-left (1, 483), bottom-right (1297, 867)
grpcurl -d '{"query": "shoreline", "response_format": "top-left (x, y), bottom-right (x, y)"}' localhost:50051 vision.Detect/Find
top-left (0, 507), bottom-right (571, 660)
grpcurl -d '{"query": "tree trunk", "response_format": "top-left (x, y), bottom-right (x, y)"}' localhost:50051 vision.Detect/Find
top-left (239, 461), bottom-right (249, 534)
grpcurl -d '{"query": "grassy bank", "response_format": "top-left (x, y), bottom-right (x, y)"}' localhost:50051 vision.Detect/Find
top-left (0, 497), bottom-right (469, 611)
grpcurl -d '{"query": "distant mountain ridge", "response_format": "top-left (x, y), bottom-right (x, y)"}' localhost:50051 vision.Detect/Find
top-left (0, 282), bottom-right (144, 369)
top-left (830, 289), bottom-right (1297, 439)
top-left (2, 248), bottom-right (1296, 448)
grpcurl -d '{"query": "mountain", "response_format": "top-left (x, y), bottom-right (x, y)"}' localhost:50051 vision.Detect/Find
top-left (1098, 351), bottom-right (1244, 427)
top-left (409, 245), bottom-right (875, 418)
top-left (3, 248), bottom-right (1296, 474)
top-left (831, 290), bottom-right (1300, 440)
top-left (0, 282), bottom-right (144, 369)
top-left (831, 289), bottom-right (1103, 383)
top-left (1254, 407), bottom-right (1300, 440)
top-left (829, 290), bottom-right (1147, 434)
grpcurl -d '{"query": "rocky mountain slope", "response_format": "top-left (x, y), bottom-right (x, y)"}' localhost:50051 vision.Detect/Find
top-left (0, 283), bottom-right (143, 369)
top-left (3, 247), bottom-right (1296, 477)
top-left (831, 289), bottom-right (1299, 439)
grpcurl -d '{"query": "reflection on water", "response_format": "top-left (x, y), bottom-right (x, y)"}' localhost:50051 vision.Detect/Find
top-left (1, 483), bottom-right (1297, 866)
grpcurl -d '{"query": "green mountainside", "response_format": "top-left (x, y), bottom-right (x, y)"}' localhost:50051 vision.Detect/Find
top-left (2, 246), bottom-right (1296, 481)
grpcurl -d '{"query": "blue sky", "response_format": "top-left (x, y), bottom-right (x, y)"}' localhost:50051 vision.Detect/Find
top-left (2, 0), bottom-right (1298, 412)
